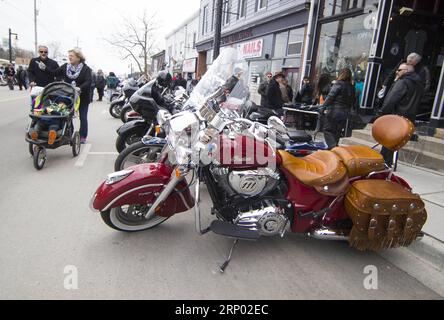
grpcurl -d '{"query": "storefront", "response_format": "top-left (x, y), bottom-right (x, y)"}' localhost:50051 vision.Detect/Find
top-left (195, 7), bottom-right (309, 105)
top-left (305, 0), bottom-right (444, 129)
top-left (183, 57), bottom-right (198, 79)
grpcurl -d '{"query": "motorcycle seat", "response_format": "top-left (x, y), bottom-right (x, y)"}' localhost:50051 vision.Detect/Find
top-left (332, 146), bottom-right (386, 178)
top-left (279, 150), bottom-right (349, 196)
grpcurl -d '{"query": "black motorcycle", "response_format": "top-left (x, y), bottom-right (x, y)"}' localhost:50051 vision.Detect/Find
top-left (115, 84), bottom-right (187, 153)
top-left (109, 79), bottom-right (140, 119)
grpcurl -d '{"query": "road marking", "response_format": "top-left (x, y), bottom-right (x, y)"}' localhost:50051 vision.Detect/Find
top-left (75, 144), bottom-right (92, 168)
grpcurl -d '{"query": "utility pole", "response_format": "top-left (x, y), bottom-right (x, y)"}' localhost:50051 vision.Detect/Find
top-left (34, 0), bottom-right (38, 55)
top-left (8, 28), bottom-right (18, 64)
top-left (213, 0), bottom-right (223, 61)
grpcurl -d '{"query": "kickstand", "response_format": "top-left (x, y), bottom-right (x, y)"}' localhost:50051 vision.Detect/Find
top-left (219, 239), bottom-right (239, 274)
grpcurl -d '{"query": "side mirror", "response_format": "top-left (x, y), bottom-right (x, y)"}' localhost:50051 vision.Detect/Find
top-left (268, 116), bottom-right (287, 135)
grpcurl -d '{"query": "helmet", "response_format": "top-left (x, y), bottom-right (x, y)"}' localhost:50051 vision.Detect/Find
top-left (156, 71), bottom-right (172, 88)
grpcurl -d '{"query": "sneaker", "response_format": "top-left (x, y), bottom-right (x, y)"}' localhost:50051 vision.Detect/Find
top-left (80, 137), bottom-right (87, 144)
top-left (48, 130), bottom-right (57, 145)
top-left (30, 131), bottom-right (39, 141)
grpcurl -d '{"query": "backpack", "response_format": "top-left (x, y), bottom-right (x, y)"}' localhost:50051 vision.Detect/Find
top-left (107, 77), bottom-right (118, 89)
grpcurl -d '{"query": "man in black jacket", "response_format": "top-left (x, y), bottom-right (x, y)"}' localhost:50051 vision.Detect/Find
top-left (267, 73), bottom-right (286, 113)
top-left (258, 72), bottom-right (272, 107)
top-left (378, 63), bottom-right (424, 166)
top-left (28, 46), bottom-right (59, 87)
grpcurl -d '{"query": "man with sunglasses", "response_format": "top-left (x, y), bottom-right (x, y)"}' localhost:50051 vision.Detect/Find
top-left (378, 63), bottom-right (424, 166)
top-left (28, 45), bottom-right (59, 88)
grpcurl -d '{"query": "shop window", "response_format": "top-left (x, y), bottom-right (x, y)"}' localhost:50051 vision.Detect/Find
top-left (274, 32), bottom-right (288, 58)
top-left (335, 0), bottom-right (350, 14)
top-left (248, 60), bottom-right (272, 105)
top-left (314, 14), bottom-right (373, 82)
top-left (323, 0), bottom-right (335, 17)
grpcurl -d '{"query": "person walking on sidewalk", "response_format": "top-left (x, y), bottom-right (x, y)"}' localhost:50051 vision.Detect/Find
top-left (377, 63), bottom-right (424, 166)
top-left (16, 66), bottom-right (28, 90)
top-left (28, 45), bottom-right (59, 88)
top-left (322, 68), bottom-right (356, 150)
top-left (95, 69), bottom-right (106, 101)
top-left (106, 72), bottom-right (120, 101)
top-left (40, 48), bottom-right (92, 144)
top-left (5, 64), bottom-right (15, 90)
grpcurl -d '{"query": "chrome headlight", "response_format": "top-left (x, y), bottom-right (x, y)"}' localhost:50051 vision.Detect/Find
top-left (105, 170), bottom-right (134, 185)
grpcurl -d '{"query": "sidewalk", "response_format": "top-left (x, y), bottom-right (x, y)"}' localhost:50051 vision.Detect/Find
top-left (395, 162), bottom-right (444, 242)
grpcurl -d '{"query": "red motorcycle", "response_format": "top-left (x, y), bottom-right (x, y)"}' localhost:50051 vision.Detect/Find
top-left (91, 49), bottom-right (427, 272)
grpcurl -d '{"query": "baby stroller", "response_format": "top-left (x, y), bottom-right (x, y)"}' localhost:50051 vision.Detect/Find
top-left (25, 82), bottom-right (81, 170)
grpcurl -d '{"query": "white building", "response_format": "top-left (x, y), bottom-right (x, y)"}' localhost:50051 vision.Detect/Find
top-left (165, 11), bottom-right (199, 78)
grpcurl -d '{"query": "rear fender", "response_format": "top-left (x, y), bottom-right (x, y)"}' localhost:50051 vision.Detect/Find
top-left (92, 163), bottom-right (194, 217)
top-left (116, 120), bottom-right (150, 136)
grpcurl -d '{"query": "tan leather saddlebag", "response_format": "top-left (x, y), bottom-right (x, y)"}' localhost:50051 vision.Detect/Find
top-left (345, 180), bottom-right (427, 251)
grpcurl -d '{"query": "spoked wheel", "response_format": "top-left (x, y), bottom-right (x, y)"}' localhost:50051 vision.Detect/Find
top-left (115, 133), bottom-right (143, 153)
top-left (109, 103), bottom-right (122, 118)
top-left (33, 147), bottom-right (46, 170)
top-left (100, 205), bottom-right (169, 232)
top-left (114, 142), bottom-right (164, 171)
top-left (72, 132), bottom-right (81, 157)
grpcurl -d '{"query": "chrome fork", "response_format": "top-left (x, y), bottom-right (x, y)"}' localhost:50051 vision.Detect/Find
top-left (144, 170), bottom-right (182, 219)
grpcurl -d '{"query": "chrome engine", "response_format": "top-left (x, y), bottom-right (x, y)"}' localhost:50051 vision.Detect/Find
top-left (210, 167), bottom-right (288, 236)
top-left (234, 201), bottom-right (289, 236)
top-left (211, 167), bottom-right (280, 198)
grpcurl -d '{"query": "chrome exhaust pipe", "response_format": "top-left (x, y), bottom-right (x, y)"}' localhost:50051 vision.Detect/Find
top-left (308, 228), bottom-right (349, 241)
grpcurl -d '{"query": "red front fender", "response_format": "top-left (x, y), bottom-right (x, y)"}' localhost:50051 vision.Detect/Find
top-left (91, 163), bottom-right (194, 217)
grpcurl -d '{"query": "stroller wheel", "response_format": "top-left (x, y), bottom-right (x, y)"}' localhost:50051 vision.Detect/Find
top-left (72, 132), bottom-right (81, 157)
top-left (33, 147), bottom-right (46, 170)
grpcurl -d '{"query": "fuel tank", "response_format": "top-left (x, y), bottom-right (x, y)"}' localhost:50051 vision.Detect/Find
top-left (215, 134), bottom-right (281, 169)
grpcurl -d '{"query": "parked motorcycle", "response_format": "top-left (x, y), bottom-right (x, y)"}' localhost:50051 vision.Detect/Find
top-left (92, 48), bottom-right (426, 272)
top-left (115, 84), bottom-right (188, 153)
top-left (109, 79), bottom-right (139, 119)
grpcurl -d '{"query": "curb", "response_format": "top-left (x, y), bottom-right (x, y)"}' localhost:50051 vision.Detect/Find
top-left (379, 234), bottom-right (444, 297)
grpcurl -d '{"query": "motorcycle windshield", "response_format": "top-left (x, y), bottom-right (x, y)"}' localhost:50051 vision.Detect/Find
top-left (185, 47), bottom-right (249, 111)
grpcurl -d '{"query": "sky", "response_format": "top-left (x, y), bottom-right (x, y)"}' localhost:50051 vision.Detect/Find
top-left (0, 0), bottom-right (201, 75)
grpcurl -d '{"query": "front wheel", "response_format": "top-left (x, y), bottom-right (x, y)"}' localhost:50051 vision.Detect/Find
top-left (109, 102), bottom-right (123, 118)
top-left (33, 147), bottom-right (46, 170)
top-left (100, 206), bottom-right (169, 232)
top-left (114, 141), bottom-right (164, 171)
top-left (115, 132), bottom-right (143, 153)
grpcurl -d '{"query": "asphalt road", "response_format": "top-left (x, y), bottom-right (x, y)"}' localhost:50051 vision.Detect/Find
top-left (0, 86), bottom-right (441, 300)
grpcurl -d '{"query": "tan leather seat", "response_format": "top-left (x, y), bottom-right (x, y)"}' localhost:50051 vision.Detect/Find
top-left (279, 150), bottom-right (349, 196)
top-left (332, 145), bottom-right (386, 178)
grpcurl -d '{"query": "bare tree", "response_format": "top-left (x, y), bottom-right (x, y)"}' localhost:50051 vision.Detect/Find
top-left (47, 41), bottom-right (64, 62)
top-left (105, 11), bottom-right (159, 77)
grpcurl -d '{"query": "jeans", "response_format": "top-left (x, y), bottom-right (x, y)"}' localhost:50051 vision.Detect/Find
top-left (79, 101), bottom-right (89, 139)
top-left (323, 108), bottom-right (349, 150)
